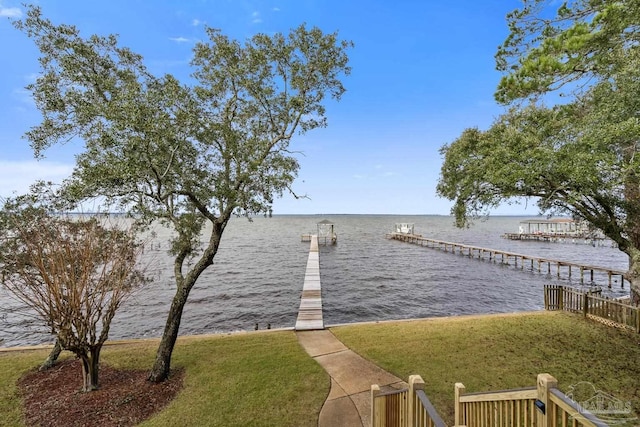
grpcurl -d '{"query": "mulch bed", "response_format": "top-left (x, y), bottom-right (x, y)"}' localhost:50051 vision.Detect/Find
top-left (18, 358), bottom-right (184, 427)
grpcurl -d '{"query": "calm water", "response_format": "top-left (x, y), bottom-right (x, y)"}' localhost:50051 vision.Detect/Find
top-left (0, 215), bottom-right (630, 347)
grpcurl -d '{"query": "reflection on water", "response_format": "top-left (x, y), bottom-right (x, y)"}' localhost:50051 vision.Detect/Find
top-left (0, 215), bottom-right (629, 347)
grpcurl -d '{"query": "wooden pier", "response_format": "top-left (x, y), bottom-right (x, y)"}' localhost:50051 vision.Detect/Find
top-left (295, 235), bottom-right (324, 330)
top-left (502, 232), bottom-right (614, 246)
top-left (388, 233), bottom-right (627, 288)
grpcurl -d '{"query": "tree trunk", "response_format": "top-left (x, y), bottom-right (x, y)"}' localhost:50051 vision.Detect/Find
top-left (79, 346), bottom-right (101, 392)
top-left (39, 338), bottom-right (62, 371)
top-left (148, 282), bottom-right (191, 382)
top-left (622, 143), bottom-right (640, 304)
top-left (627, 252), bottom-right (640, 305)
top-left (148, 219), bottom-right (226, 383)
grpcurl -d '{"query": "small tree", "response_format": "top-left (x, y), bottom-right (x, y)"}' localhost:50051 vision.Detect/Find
top-left (14, 6), bottom-right (352, 382)
top-left (0, 196), bottom-right (146, 391)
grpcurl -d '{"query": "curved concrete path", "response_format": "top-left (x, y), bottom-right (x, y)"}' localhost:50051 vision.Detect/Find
top-left (294, 235), bottom-right (407, 425)
top-left (296, 329), bottom-right (407, 427)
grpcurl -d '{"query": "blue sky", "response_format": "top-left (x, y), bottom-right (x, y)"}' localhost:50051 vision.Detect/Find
top-left (0, 0), bottom-right (533, 215)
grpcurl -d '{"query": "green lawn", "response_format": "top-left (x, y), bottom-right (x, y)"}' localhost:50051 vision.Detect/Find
top-left (0, 348), bottom-right (49, 426)
top-left (0, 331), bottom-right (328, 427)
top-left (2, 312), bottom-right (639, 426)
top-left (331, 311), bottom-right (640, 424)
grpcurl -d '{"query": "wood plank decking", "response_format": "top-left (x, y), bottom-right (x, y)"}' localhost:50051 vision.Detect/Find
top-left (295, 235), bottom-right (324, 330)
top-left (389, 232), bottom-right (628, 288)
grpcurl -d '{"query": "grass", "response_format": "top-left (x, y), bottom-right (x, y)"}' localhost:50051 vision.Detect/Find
top-left (331, 311), bottom-right (640, 424)
top-left (0, 348), bottom-right (50, 426)
top-left (0, 331), bottom-right (328, 427)
top-left (3, 312), bottom-right (640, 426)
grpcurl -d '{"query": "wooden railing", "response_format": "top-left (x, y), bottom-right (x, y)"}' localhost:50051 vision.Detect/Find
top-left (544, 285), bottom-right (640, 332)
top-left (454, 384), bottom-right (537, 426)
top-left (455, 374), bottom-right (609, 427)
top-left (548, 388), bottom-right (609, 427)
top-left (373, 374), bottom-right (611, 426)
top-left (371, 375), bottom-right (447, 427)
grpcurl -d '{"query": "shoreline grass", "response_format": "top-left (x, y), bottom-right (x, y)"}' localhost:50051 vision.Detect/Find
top-left (2, 311), bottom-right (639, 426)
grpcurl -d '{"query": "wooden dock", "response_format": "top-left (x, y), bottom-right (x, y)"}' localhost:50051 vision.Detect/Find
top-left (388, 233), bottom-right (628, 288)
top-left (502, 232), bottom-right (614, 246)
top-left (295, 235), bottom-right (324, 330)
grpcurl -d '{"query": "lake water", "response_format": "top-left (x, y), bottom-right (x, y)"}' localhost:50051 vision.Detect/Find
top-left (0, 215), bottom-right (630, 347)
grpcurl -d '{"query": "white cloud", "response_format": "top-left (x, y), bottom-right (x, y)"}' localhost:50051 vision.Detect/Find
top-left (0, 6), bottom-right (21, 18)
top-left (192, 18), bottom-right (201, 26)
top-left (273, 7), bottom-right (280, 12)
top-left (251, 11), bottom-right (262, 24)
top-left (169, 36), bottom-right (190, 43)
top-left (0, 160), bottom-right (73, 198)
top-left (12, 88), bottom-right (33, 106)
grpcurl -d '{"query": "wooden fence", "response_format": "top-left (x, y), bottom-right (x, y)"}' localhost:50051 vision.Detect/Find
top-left (371, 375), bottom-right (447, 427)
top-left (372, 374), bottom-right (610, 427)
top-left (455, 374), bottom-right (609, 427)
top-left (544, 285), bottom-right (640, 332)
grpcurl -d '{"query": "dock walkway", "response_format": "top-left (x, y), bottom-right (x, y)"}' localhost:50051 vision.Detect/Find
top-left (295, 235), bottom-right (324, 330)
top-left (389, 233), bottom-right (627, 288)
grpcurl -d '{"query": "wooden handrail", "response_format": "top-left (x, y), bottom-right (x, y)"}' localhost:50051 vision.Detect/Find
top-left (550, 389), bottom-right (610, 427)
top-left (377, 388), bottom-right (408, 397)
top-left (374, 373), bottom-right (613, 426)
top-left (458, 386), bottom-right (537, 403)
top-left (455, 375), bottom-right (612, 427)
top-left (371, 376), bottom-right (448, 427)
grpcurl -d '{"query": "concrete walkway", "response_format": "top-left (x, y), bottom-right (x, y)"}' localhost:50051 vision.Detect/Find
top-left (296, 329), bottom-right (407, 427)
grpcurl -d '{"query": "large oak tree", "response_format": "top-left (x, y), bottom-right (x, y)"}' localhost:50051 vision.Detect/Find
top-left (14, 6), bottom-right (352, 381)
top-left (437, 0), bottom-right (640, 301)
